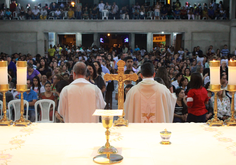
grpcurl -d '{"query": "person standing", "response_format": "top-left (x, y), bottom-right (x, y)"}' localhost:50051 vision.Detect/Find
top-left (58, 62), bottom-right (106, 123)
top-left (124, 62), bottom-right (176, 123)
top-left (185, 73), bottom-right (209, 122)
top-left (75, 0), bottom-right (82, 19)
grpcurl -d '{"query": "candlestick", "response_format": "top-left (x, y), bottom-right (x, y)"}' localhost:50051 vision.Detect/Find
top-left (228, 60), bottom-right (236, 85)
top-left (0, 61), bottom-right (8, 85)
top-left (207, 60), bottom-right (223, 126)
top-left (14, 61), bottom-right (31, 127)
top-left (209, 60), bottom-right (220, 85)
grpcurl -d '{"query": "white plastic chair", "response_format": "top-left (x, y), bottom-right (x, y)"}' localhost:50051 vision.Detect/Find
top-left (146, 11), bottom-right (153, 20)
top-left (12, 11), bottom-right (19, 20)
top-left (48, 11), bottom-right (55, 20)
top-left (8, 100), bottom-right (29, 121)
top-left (102, 10), bottom-right (109, 20)
top-left (0, 100), bottom-right (2, 119)
top-left (63, 11), bottom-right (68, 20)
top-left (35, 99), bottom-right (55, 123)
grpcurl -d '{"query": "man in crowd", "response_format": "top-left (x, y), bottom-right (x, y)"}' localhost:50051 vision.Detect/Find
top-left (124, 62), bottom-right (176, 123)
top-left (58, 62), bottom-right (106, 122)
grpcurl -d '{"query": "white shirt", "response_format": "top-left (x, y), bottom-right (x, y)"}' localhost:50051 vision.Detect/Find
top-left (171, 80), bottom-right (179, 89)
top-left (41, 9), bottom-right (47, 16)
top-left (55, 10), bottom-right (61, 16)
top-left (98, 3), bottom-right (105, 12)
top-left (32, 8), bottom-right (40, 15)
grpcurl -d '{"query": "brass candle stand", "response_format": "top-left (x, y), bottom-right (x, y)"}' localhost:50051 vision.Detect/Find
top-left (13, 85), bottom-right (31, 127)
top-left (207, 84), bottom-right (224, 126)
top-left (94, 116), bottom-right (123, 164)
top-left (225, 85), bottom-right (236, 126)
top-left (0, 84), bottom-right (13, 126)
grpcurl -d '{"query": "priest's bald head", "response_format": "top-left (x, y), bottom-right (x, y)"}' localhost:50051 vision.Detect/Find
top-left (73, 62), bottom-right (87, 79)
top-left (140, 61), bottom-right (155, 78)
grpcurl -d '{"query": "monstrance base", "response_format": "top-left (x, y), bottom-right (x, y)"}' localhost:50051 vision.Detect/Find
top-left (98, 146), bottom-right (118, 154)
top-left (93, 154), bottom-right (123, 164)
top-left (114, 117), bottom-right (128, 127)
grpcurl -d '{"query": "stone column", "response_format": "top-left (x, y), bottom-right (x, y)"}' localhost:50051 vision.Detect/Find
top-left (94, 0), bottom-right (99, 5)
top-left (76, 32), bottom-right (82, 46)
top-left (5, 0), bottom-right (10, 8)
top-left (230, 0), bottom-right (236, 19)
top-left (183, 32), bottom-right (191, 51)
top-left (147, 32), bottom-right (153, 52)
top-left (230, 27), bottom-right (236, 54)
top-left (37, 32), bottom-right (45, 56)
top-left (93, 33), bottom-right (100, 47)
top-left (130, 33), bottom-right (135, 51)
top-left (48, 32), bottom-right (56, 47)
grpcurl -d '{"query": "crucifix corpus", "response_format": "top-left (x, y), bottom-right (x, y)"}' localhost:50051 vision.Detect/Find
top-left (104, 60), bottom-right (138, 126)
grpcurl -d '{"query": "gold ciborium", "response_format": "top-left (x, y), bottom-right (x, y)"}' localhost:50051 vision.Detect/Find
top-left (93, 116), bottom-right (123, 164)
top-left (160, 129), bottom-right (171, 145)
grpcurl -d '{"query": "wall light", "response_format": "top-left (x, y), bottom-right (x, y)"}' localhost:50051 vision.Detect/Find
top-left (161, 31), bottom-right (164, 34)
top-left (107, 33), bottom-right (110, 36)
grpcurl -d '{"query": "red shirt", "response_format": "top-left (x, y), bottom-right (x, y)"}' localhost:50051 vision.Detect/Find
top-left (187, 87), bottom-right (209, 116)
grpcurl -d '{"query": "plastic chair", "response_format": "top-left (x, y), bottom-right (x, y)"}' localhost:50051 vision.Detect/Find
top-left (146, 11), bottom-right (153, 20)
top-left (8, 100), bottom-right (29, 122)
top-left (63, 11), bottom-right (68, 20)
top-left (48, 11), bottom-right (55, 20)
top-left (35, 99), bottom-right (55, 123)
top-left (0, 100), bottom-right (2, 119)
top-left (102, 10), bottom-right (109, 20)
top-left (13, 11), bottom-right (19, 20)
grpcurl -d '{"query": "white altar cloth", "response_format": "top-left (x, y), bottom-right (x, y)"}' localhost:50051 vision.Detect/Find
top-left (0, 123), bottom-right (236, 165)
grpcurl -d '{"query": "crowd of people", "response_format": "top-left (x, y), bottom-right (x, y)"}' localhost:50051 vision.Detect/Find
top-left (0, 0), bottom-right (229, 20)
top-left (0, 42), bottom-right (235, 123)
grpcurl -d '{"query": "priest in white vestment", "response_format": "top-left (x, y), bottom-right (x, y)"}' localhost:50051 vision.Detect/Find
top-left (58, 62), bottom-right (106, 123)
top-left (124, 62), bottom-right (176, 123)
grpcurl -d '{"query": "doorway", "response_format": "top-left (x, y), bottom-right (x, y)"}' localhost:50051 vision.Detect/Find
top-left (58, 34), bottom-right (76, 47)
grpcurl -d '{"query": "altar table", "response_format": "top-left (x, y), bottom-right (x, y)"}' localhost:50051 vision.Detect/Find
top-left (0, 123), bottom-right (236, 165)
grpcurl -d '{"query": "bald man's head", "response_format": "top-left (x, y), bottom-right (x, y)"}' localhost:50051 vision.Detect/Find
top-left (73, 62), bottom-right (87, 76)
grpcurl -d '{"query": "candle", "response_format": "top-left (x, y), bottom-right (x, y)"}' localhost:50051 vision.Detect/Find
top-left (17, 61), bottom-right (27, 85)
top-left (228, 60), bottom-right (236, 85)
top-left (210, 60), bottom-right (220, 85)
top-left (0, 61), bottom-right (8, 85)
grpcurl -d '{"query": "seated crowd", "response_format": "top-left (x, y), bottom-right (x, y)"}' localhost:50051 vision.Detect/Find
top-left (0, 42), bottom-right (235, 123)
top-left (0, 0), bottom-right (228, 20)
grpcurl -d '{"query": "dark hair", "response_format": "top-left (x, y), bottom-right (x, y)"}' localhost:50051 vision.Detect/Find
top-left (184, 68), bottom-right (191, 76)
top-left (55, 80), bottom-right (69, 93)
top-left (124, 69), bottom-right (133, 74)
top-left (124, 84), bottom-right (134, 100)
top-left (86, 62), bottom-right (97, 80)
top-left (156, 67), bottom-right (171, 88)
top-left (154, 77), bottom-right (165, 85)
top-left (203, 68), bottom-right (210, 77)
top-left (220, 73), bottom-right (226, 79)
top-left (175, 73), bottom-right (183, 79)
top-left (32, 76), bottom-right (42, 94)
top-left (189, 73), bottom-right (202, 89)
top-left (175, 88), bottom-right (184, 98)
top-left (46, 71), bottom-right (52, 79)
top-left (179, 77), bottom-right (188, 87)
top-left (141, 62), bottom-right (154, 77)
top-left (37, 58), bottom-right (49, 71)
top-left (94, 61), bottom-right (102, 75)
top-left (125, 56), bottom-right (133, 62)
top-left (175, 88), bottom-right (188, 114)
top-left (204, 82), bottom-right (210, 90)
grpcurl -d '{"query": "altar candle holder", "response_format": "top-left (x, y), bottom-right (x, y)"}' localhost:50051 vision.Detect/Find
top-left (93, 116), bottom-right (123, 164)
top-left (207, 60), bottom-right (223, 126)
top-left (14, 61), bottom-right (31, 127)
top-left (225, 60), bottom-right (236, 126)
top-left (0, 61), bottom-right (13, 126)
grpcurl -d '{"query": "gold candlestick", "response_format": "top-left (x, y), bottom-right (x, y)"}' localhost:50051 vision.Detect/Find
top-left (0, 84), bottom-right (13, 126)
top-left (14, 85), bottom-right (31, 127)
top-left (225, 85), bottom-right (236, 126)
top-left (93, 116), bottom-right (123, 164)
top-left (207, 84), bottom-right (224, 126)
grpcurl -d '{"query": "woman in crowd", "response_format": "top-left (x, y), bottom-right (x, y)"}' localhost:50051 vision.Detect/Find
top-left (37, 58), bottom-right (51, 75)
top-left (39, 82), bottom-right (57, 121)
top-left (105, 59), bottom-right (114, 109)
top-left (94, 61), bottom-right (105, 80)
top-left (179, 77), bottom-right (188, 91)
top-left (87, 62), bottom-right (106, 93)
top-left (204, 82), bottom-right (213, 121)
top-left (61, 63), bottom-right (70, 75)
top-left (211, 90), bottom-right (230, 121)
top-left (156, 67), bottom-right (172, 92)
top-left (174, 88), bottom-right (188, 122)
top-left (32, 76), bottom-right (45, 96)
top-left (27, 63), bottom-right (41, 81)
top-left (185, 73), bottom-right (209, 122)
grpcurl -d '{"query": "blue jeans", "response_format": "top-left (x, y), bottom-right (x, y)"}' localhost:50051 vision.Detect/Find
top-left (76, 11), bottom-right (81, 19)
top-left (32, 15), bottom-right (39, 19)
top-left (28, 110), bottom-right (35, 122)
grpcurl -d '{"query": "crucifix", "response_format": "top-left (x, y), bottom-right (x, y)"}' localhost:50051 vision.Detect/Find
top-left (104, 60), bottom-right (138, 126)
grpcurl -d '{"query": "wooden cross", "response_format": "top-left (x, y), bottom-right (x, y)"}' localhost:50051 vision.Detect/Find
top-left (104, 60), bottom-right (138, 126)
